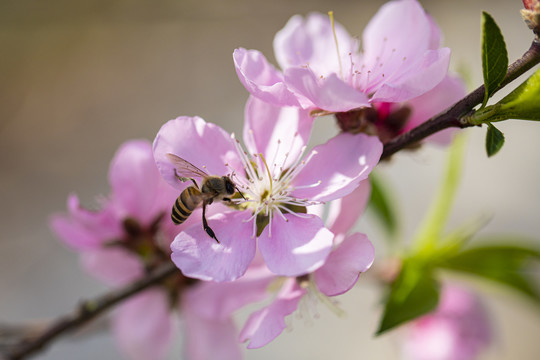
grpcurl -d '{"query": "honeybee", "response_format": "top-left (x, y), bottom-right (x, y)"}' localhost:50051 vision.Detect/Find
top-left (166, 153), bottom-right (244, 243)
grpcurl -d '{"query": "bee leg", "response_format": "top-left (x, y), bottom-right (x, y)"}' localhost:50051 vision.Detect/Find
top-left (173, 170), bottom-right (199, 188)
top-left (202, 201), bottom-right (219, 243)
top-left (222, 197), bottom-right (231, 202)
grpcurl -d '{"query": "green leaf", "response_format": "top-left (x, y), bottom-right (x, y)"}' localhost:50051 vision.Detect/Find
top-left (481, 12), bottom-right (508, 109)
top-left (413, 134), bottom-right (466, 252)
top-left (368, 173), bottom-right (398, 238)
top-left (468, 68), bottom-right (540, 125)
top-left (485, 123), bottom-right (505, 157)
top-left (377, 262), bottom-right (440, 335)
top-left (439, 242), bottom-right (540, 304)
top-left (493, 68), bottom-right (540, 121)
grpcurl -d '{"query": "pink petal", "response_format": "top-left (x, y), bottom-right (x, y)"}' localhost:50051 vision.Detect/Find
top-left (243, 96), bottom-right (313, 171)
top-left (325, 179), bottom-right (371, 235)
top-left (109, 140), bottom-right (177, 225)
top-left (404, 285), bottom-right (492, 360)
top-left (170, 211), bottom-right (256, 282)
top-left (183, 264), bottom-right (274, 320)
top-left (112, 289), bottom-right (176, 360)
top-left (284, 68), bottom-right (370, 112)
top-left (80, 248), bottom-right (144, 286)
top-left (182, 311), bottom-right (243, 360)
top-left (405, 74), bottom-right (466, 145)
top-left (50, 195), bottom-right (122, 250)
top-left (258, 214), bottom-right (333, 276)
top-left (291, 133), bottom-right (382, 202)
top-left (153, 116), bottom-right (243, 191)
top-left (362, 0), bottom-right (431, 81)
top-left (370, 47), bottom-right (451, 103)
top-left (427, 14), bottom-right (443, 50)
top-left (50, 215), bottom-right (104, 251)
top-left (314, 233), bottom-right (374, 296)
top-left (233, 48), bottom-right (300, 107)
top-left (239, 278), bottom-right (305, 349)
top-left (273, 13), bottom-right (357, 75)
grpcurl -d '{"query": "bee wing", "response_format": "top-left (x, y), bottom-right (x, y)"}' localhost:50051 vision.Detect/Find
top-left (166, 153), bottom-right (209, 180)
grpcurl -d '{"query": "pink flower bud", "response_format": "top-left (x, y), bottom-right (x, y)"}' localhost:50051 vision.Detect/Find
top-left (521, 0), bottom-right (540, 36)
top-left (523, 0), bottom-right (536, 10)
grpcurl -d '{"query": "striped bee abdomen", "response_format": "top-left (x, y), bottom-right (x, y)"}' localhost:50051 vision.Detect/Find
top-left (171, 186), bottom-right (202, 225)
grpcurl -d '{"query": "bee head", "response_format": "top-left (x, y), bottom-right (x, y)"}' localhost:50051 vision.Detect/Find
top-left (223, 176), bottom-right (236, 195)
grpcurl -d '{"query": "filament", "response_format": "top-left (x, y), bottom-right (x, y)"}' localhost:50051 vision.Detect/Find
top-left (329, 11), bottom-right (343, 79)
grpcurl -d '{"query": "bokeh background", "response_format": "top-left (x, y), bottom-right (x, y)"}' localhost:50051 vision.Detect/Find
top-left (1, 0), bottom-right (539, 359)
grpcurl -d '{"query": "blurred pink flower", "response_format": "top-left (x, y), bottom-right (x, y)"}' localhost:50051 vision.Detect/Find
top-left (239, 181), bottom-right (375, 348)
top-left (153, 97), bottom-right (382, 282)
top-left (50, 140), bottom-right (250, 360)
top-left (234, 0), bottom-right (450, 113)
top-left (403, 285), bottom-right (492, 360)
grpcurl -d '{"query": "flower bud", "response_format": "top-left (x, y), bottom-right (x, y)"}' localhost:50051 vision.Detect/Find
top-left (521, 0), bottom-right (540, 36)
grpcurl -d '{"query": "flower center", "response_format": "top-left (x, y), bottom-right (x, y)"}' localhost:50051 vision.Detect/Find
top-left (228, 132), bottom-right (322, 237)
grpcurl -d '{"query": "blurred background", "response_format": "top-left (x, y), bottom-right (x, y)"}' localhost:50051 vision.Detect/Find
top-left (1, 0), bottom-right (539, 359)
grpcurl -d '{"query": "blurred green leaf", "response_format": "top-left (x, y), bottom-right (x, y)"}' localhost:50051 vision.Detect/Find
top-left (368, 173), bottom-right (398, 239)
top-left (413, 134), bottom-right (466, 252)
top-left (481, 11), bottom-right (508, 109)
top-left (376, 262), bottom-right (440, 335)
top-left (485, 123), bottom-right (505, 157)
top-left (439, 243), bottom-right (540, 303)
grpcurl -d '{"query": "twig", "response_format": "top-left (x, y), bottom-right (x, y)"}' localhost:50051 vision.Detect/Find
top-left (381, 39), bottom-right (540, 159)
top-left (2, 262), bottom-right (179, 360)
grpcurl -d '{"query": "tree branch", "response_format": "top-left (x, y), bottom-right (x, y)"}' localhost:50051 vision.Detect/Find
top-left (381, 39), bottom-right (540, 159)
top-left (2, 262), bottom-right (179, 360)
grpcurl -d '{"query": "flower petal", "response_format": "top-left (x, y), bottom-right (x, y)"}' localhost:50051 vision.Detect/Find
top-left (109, 139), bottom-right (177, 225)
top-left (405, 74), bottom-right (466, 145)
top-left (243, 96), bottom-right (313, 170)
top-left (291, 132), bottom-right (382, 202)
top-left (170, 211), bottom-right (256, 282)
top-left (153, 116), bottom-right (242, 191)
top-left (182, 311), bottom-right (243, 360)
top-left (325, 179), bottom-right (371, 236)
top-left (112, 289), bottom-right (176, 360)
top-left (80, 248), bottom-right (144, 286)
top-left (370, 47), bottom-right (451, 103)
top-left (284, 68), bottom-right (370, 112)
top-left (258, 214), bottom-right (333, 276)
top-left (314, 233), bottom-right (374, 296)
top-left (184, 264), bottom-right (274, 320)
top-left (273, 13), bottom-right (357, 76)
top-left (427, 14), bottom-right (443, 50)
top-left (403, 285), bottom-right (492, 360)
top-left (50, 194), bottom-right (122, 250)
top-left (239, 278), bottom-right (305, 349)
top-left (362, 0), bottom-right (431, 81)
top-left (233, 48), bottom-right (300, 107)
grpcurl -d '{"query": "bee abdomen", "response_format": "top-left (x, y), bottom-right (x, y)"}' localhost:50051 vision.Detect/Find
top-left (171, 187), bottom-right (201, 225)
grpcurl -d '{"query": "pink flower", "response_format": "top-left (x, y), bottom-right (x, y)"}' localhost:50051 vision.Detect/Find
top-left (238, 181), bottom-right (375, 348)
top-left (153, 97), bottom-right (382, 282)
top-left (50, 140), bottom-right (248, 360)
top-left (234, 0), bottom-right (450, 113)
top-left (337, 74), bottom-right (467, 145)
top-left (403, 285), bottom-right (492, 360)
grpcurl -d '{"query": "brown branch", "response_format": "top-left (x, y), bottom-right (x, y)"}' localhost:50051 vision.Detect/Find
top-left (381, 39), bottom-right (540, 160)
top-left (2, 262), bottom-right (179, 360)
